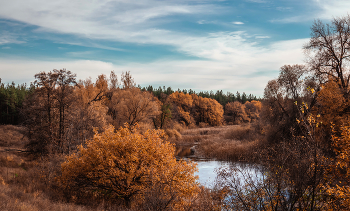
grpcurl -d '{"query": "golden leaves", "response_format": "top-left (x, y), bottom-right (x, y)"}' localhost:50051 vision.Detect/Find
top-left (58, 124), bottom-right (199, 207)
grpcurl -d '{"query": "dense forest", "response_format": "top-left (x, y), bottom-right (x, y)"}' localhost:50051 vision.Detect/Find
top-left (2, 16), bottom-right (350, 210)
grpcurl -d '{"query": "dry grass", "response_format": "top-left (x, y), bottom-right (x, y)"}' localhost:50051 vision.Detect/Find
top-left (0, 125), bottom-right (28, 148)
top-left (0, 125), bottom-right (107, 211)
top-left (174, 124), bottom-right (265, 161)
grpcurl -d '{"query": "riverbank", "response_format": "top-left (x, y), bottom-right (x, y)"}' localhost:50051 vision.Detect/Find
top-left (172, 124), bottom-right (265, 162)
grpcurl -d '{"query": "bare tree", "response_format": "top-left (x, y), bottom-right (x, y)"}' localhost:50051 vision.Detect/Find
top-left (305, 15), bottom-right (350, 96)
top-left (121, 71), bottom-right (135, 89)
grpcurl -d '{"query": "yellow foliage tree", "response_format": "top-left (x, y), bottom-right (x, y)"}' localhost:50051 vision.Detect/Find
top-left (110, 88), bottom-right (160, 127)
top-left (225, 101), bottom-right (249, 124)
top-left (58, 125), bottom-right (199, 208)
top-left (167, 92), bottom-right (194, 125)
top-left (325, 126), bottom-right (350, 210)
top-left (244, 100), bottom-right (262, 122)
top-left (317, 79), bottom-right (348, 128)
top-left (191, 94), bottom-right (224, 126)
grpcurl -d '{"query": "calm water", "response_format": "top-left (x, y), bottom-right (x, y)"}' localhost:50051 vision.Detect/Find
top-left (175, 145), bottom-right (262, 188)
top-left (194, 159), bottom-right (262, 188)
top-left (194, 160), bottom-right (230, 188)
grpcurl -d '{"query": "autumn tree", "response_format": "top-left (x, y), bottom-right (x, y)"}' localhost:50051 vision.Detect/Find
top-left (58, 125), bottom-right (199, 208)
top-left (191, 94), bottom-right (224, 126)
top-left (305, 16), bottom-right (350, 95)
top-left (167, 92), bottom-right (194, 125)
top-left (55, 69), bottom-right (77, 151)
top-left (325, 125), bottom-right (350, 210)
top-left (261, 64), bottom-right (318, 143)
top-left (225, 101), bottom-right (249, 124)
top-left (217, 97), bottom-right (329, 210)
top-left (64, 78), bottom-right (109, 152)
top-left (23, 69), bottom-right (77, 153)
top-left (121, 71), bottom-right (135, 89)
top-left (152, 94), bottom-right (172, 129)
top-left (109, 87), bottom-right (160, 127)
top-left (244, 100), bottom-right (262, 122)
top-left (109, 70), bottom-right (119, 90)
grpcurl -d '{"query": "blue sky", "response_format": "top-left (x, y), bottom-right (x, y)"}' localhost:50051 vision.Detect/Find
top-left (0, 0), bottom-right (349, 96)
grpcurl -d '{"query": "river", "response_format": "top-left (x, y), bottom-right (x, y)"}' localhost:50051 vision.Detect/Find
top-left (176, 145), bottom-right (262, 188)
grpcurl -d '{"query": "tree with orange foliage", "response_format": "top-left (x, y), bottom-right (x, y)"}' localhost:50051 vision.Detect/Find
top-left (325, 125), bottom-right (350, 210)
top-left (191, 94), bottom-right (224, 126)
top-left (110, 87), bottom-right (160, 127)
top-left (58, 125), bottom-right (199, 208)
top-left (244, 100), bottom-right (262, 122)
top-left (167, 92), bottom-right (194, 125)
top-left (64, 78), bottom-right (109, 152)
top-left (225, 101), bottom-right (249, 124)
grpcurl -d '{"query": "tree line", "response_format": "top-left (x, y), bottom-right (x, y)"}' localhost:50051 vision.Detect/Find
top-left (141, 85), bottom-right (259, 106)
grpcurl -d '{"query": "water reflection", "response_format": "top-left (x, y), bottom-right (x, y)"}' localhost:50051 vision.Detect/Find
top-left (194, 160), bottom-right (230, 188)
top-left (176, 145), bottom-right (262, 188)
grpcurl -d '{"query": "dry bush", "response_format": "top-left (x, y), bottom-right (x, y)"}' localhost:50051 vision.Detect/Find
top-left (165, 129), bottom-right (182, 141)
top-left (199, 138), bottom-right (261, 161)
top-left (187, 123), bottom-right (197, 129)
top-left (137, 121), bottom-right (155, 132)
top-left (198, 122), bottom-right (209, 128)
top-left (173, 121), bottom-right (186, 132)
top-left (224, 125), bottom-right (256, 141)
top-left (181, 135), bottom-right (204, 143)
top-left (0, 125), bottom-right (28, 147)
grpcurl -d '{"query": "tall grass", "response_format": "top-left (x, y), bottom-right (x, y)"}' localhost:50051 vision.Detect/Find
top-left (174, 124), bottom-right (264, 161)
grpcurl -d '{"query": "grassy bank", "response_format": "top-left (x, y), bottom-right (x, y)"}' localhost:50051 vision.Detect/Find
top-left (170, 124), bottom-right (264, 161)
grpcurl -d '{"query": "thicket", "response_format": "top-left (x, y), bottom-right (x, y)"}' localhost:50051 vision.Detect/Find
top-left (0, 79), bottom-right (33, 125)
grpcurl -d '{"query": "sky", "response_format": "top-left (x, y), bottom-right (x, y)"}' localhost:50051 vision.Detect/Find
top-left (0, 0), bottom-right (350, 96)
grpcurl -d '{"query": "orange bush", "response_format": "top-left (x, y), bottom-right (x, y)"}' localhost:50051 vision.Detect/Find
top-left (58, 124), bottom-right (199, 208)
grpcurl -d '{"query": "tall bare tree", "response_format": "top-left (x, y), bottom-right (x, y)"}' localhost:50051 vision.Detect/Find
top-left (305, 15), bottom-right (350, 96)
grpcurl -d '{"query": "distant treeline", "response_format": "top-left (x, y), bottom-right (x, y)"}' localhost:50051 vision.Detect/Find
top-left (0, 78), bottom-right (259, 125)
top-left (140, 85), bottom-right (260, 106)
top-left (0, 79), bottom-right (33, 125)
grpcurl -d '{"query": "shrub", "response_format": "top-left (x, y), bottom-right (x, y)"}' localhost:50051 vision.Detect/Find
top-left (58, 124), bottom-right (199, 208)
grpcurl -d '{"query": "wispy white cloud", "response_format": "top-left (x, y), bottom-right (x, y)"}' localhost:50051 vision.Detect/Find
top-left (270, 0), bottom-right (350, 23)
top-left (245, 0), bottom-right (267, 3)
top-left (66, 51), bottom-right (94, 57)
top-left (0, 32), bottom-right (25, 45)
top-left (270, 16), bottom-right (305, 23)
top-left (0, 0), bottom-right (219, 40)
top-left (255, 35), bottom-right (270, 39)
top-left (313, 0), bottom-right (350, 20)
top-left (276, 7), bottom-right (292, 11)
top-left (232, 21), bottom-right (244, 25)
top-left (197, 20), bottom-right (218, 24)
